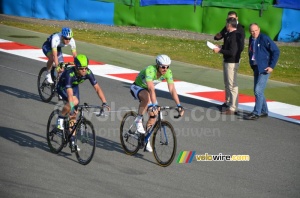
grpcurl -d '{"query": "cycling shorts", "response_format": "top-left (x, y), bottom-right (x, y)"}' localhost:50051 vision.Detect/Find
top-left (42, 41), bottom-right (64, 63)
top-left (57, 86), bottom-right (80, 103)
top-left (130, 83), bottom-right (146, 101)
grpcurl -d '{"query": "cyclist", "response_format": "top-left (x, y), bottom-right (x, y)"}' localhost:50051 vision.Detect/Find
top-left (130, 54), bottom-right (184, 152)
top-left (56, 54), bottom-right (110, 151)
top-left (42, 27), bottom-right (77, 84)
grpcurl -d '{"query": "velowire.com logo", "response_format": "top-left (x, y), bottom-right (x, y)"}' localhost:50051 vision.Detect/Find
top-left (177, 151), bottom-right (250, 163)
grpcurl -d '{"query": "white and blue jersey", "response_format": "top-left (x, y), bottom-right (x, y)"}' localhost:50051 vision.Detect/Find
top-left (42, 32), bottom-right (76, 62)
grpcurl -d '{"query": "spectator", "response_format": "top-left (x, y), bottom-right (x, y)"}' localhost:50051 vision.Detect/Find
top-left (213, 17), bottom-right (244, 115)
top-left (214, 11), bottom-right (245, 112)
top-left (245, 23), bottom-right (280, 120)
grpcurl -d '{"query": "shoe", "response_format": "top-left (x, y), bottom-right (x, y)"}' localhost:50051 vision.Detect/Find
top-left (146, 141), bottom-right (153, 152)
top-left (222, 109), bottom-right (235, 115)
top-left (56, 118), bottom-right (64, 130)
top-left (70, 143), bottom-right (76, 152)
top-left (219, 103), bottom-right (229, 112)
top-left (218, 103), bottom-right (229, 108)
top-left (135, 119), bottom-right (145, 134)
top-left (260, 113), bottom-right (268, 118)
top-left (76, 145), bottom-right (80, 152)
top-left (45, 72), bottom-right (54, 84)
top-left (69, 136), bottom-right (79, 152)
top-left (245, 113), bottom-right (259, 120)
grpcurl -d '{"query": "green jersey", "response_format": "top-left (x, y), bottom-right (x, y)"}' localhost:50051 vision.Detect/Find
top-left (134, 65), bottom-right (174, 89)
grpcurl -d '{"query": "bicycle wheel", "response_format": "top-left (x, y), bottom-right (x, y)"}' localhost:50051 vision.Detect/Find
top-left (120, 111), bottom-right (140, 155)
top-left (75, 119), bottom-right (96, 165)
top-left (37, 67), bottom-right (55, 103)
top-left (152, 121), bottom-right (177, 167)
top-left (47, 110), bottom-right (65, 153)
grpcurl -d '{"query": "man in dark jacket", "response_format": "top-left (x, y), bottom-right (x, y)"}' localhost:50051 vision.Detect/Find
top-left (245, 23), bottom-right (280, 120)
top-left (214, 11), bottom-right (245, 113)
top-left (213, 17), bottom-right (243, 115)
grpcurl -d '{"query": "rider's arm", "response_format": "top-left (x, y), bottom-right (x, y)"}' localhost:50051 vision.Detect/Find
top-left (167, 83), bottom-right (180, 105)
top-left (70, 39), bottom-right (77, 58)
top-left (66, 87), bottom-right (75, 112)
top-left (52, 49), bottom-right (59, 67)
top-left (72, 50), bottom-right (77, 58)
top-left (66, 88), bottom-right (74, 102)
top-left (93, 83), bottom-right (107, 104)
top-left (51, 34), bottom-right (61, 67)
top-left (146, 80), bottom-right (157, 105)
top-left (168, 83), bottom-right (184, 116)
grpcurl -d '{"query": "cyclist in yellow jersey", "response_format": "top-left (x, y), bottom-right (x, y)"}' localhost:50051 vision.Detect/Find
top-left (130, 55), bottom-right (184, 152)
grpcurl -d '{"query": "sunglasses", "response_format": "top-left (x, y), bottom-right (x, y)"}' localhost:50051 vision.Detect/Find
top-left (63, 36), bottom-right (71, 40)
top-left (78, 67), bottom-right (88, 71)
top-left (159, 65), bottom-right (169, 69)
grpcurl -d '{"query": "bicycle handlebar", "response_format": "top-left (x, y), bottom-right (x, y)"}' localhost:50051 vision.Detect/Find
top-left (77, 103), bottom-right (107, 117)
top-left (158, 106), bottom-right (184, 119)
top-left (58, 62), bottom-right (74, 69)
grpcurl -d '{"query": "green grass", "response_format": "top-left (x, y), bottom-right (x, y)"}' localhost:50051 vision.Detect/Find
top-left (1, 20), bottom-right (300, 106)
top-left (1, 21), bottom-right (299, 85)
top-left (242, 86), bottom-right (300, 106)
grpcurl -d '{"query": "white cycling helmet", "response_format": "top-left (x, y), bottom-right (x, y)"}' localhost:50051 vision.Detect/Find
top-left (156, 54), bottom-right (171, 66)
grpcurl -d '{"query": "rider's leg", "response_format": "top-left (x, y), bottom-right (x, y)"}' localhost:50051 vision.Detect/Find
top-left (45, 53), bottom-right (54, 83)
top-left (46, 53), bottom-right (54, 72)
top-left (137, 89), bottom-right (150, 115)
top-left (138, 91), bottom-right (155, 152)
top-left (61, 96), bottom-right (79, 116)
top-left (146, 113), bottom-right (156, 131)
top-left (135, 90), bottom-right (150, 134)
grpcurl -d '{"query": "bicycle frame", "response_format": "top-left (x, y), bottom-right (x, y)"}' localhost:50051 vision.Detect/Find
top-left (63, 103), bottom-right (104, 142)
top-left (144, 110), bottom-right (163, 144)
top-left (143, 106), bottom-right (180, 147)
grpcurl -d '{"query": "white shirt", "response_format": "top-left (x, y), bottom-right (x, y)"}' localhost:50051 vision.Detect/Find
top-left (51, 33), bottom-right (76, 51)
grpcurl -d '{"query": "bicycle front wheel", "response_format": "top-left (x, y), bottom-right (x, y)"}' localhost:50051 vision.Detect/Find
top-left (120, 111), bottom-right (140, 155)
top-left (152, 121), bottom-right (177, 167)
top-left (47, 110), bottom-right (65, 153)
top-left (37, 67), bottom-right (55, 103)
top-left (75, 119), bottom-right (96, 165)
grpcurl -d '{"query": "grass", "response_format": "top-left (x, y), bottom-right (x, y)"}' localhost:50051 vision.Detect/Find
top-left (1, 20), bottom-right (300, 106)
top-left (1, 20), bottom-right (299, 85)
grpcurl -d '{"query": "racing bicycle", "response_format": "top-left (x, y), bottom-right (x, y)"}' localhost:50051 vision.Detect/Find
top-left (46, 103), bottom-right (106, 165)
top-left (120, 106), bottom-right (182, 167)
top-left (37, 62), bottom-right (74, 103)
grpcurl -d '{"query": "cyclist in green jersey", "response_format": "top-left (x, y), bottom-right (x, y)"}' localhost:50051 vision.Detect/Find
top-left (130, 54), bottom-right (184, 152)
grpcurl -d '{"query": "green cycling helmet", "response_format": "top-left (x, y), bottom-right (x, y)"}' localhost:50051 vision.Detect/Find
top-left (74, 54), bottom-right (89, 68)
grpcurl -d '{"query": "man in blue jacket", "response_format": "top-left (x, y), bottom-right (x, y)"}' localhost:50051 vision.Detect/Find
top-left (246, 23), bottom-right (280, 120)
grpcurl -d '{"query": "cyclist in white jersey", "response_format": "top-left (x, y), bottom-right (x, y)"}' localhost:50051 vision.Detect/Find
top-left (42, 27), bottom-right (77, 83)
top-left (130, 54), bottom-right (184, 152)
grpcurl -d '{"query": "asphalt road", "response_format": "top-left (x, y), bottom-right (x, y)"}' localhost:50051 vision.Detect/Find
top-left (0, 49), bottom-right (299, 198)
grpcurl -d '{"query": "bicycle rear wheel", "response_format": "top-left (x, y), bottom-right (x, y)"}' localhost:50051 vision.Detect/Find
top-left (47, 110), bottom-right (65, 153)
top-left (75, 119), bottom-right (96, 165)
top-left (152, 121), bottom-right (177, 167)
top-left (120, 111), bottom-right (140, 155)
top-left (37, 67), bottom-right (55, 103)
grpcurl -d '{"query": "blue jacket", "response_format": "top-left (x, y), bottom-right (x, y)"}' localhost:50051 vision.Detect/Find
top-left (248, 33), bottom-right (280, 73)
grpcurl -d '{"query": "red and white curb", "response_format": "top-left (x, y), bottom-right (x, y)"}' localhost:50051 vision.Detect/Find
top-left (0, 39), bottom-right (299, 124)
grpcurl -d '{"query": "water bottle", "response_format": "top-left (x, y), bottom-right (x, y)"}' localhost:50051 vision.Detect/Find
top-left (80, 123), bottom-right (84, 136)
